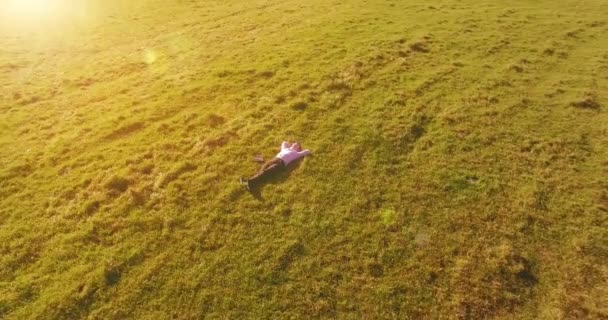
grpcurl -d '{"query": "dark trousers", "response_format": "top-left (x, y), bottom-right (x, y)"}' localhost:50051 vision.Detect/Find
top-left (248, 157), bottom-right (285, 187)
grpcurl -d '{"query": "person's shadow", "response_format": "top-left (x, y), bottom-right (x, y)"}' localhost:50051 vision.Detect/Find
top-left (248, 158), bottom-right (306, 201)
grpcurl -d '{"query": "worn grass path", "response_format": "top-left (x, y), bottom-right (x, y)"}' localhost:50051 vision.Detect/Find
top-left (1, 0), bottom-right (607, 318)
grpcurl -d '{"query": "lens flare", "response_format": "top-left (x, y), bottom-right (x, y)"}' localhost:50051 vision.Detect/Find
top-left (144, 49), bottom-right (158, 65)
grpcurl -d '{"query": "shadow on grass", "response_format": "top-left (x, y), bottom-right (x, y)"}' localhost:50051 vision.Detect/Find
top-left (248, 158), bottom-right (305, 201)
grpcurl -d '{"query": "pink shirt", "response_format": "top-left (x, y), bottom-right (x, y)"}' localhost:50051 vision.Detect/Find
top-left (276, 141), bottom-right (311, 165)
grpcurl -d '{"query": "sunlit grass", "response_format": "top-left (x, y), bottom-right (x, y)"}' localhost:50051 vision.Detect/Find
top-left (0, 0), bottom-right (606, 318)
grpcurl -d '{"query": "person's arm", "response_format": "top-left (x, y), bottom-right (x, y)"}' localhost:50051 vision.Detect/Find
top-left (281, 141), bottom-right (290, 150)
top-left (298, 149), bottom-right (311, 157)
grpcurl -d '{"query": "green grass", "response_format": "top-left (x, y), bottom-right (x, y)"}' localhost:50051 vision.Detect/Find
top-left (1, 0), bottom-right (607, 318)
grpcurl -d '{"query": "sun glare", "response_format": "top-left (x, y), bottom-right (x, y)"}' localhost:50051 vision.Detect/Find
top-left (5, 0), bottom-right (59, 18)
top-left (1, 0), bottom-right (97, 30)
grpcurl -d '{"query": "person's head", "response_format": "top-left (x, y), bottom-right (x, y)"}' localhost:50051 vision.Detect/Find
top-left (292, 142), bottom-right (301, 151)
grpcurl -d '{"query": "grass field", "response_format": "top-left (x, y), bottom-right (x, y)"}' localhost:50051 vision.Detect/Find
top-left (1, 0), bottom-right (607, 318)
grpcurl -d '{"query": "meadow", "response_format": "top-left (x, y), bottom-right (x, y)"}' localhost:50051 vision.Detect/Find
top-left (0, 0), bottom-right (607, 318)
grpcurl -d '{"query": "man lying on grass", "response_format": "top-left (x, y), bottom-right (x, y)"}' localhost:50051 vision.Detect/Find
top-left (240, 141), bottom-right (311, 191)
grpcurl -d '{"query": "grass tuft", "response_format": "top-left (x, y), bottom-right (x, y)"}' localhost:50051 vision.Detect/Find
top-left (104, 176), bottom-right (130, 194)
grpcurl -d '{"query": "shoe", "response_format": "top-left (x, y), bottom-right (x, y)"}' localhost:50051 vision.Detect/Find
top-left (239, 177), bottom-right (250, 191)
